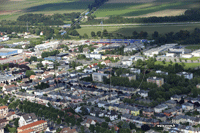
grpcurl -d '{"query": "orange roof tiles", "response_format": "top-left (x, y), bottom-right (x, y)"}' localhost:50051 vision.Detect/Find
top-left (0, 106), bottom-right (8, 110)
top-left (18, 120), bottom-right (47, 130)
top-left (19, 129), bottom-right (34, 133)
top-left (29, 75), bottom-right (36, 79)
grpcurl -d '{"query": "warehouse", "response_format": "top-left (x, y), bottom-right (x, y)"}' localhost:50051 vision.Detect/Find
top-left (0, 48), bottom-right (18, 58)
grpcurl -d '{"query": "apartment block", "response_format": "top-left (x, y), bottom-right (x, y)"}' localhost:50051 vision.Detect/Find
top-left (17, 120), bottom-right (47, 133)
top-left (147, 77), bottom-right (164, 87)
top-left (0, 106), bottom-right (8, 119)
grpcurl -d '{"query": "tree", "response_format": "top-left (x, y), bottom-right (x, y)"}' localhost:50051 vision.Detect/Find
top-left (80, 126), bottom-right (85, 133)
top-left (83, 33), bottom-right (88, 38)
top-left (91, 31), bottom-right (95, 37)
top-left (101, 122), bottom-right (108, 129)
top-left (97, 31), bottom-right (101, 37)
top-left (14, 118), bottom-right (20, 127)
top-left (103, 29), bottom-right (108, 37)
top-left (152, 31), bottom-right (159, 39)
top-left (89, 125), bottom-right (95, 132)
top-left (141, 124), bottom-right (150, 131)
top-left (56, 118), bottom-right (61, 124)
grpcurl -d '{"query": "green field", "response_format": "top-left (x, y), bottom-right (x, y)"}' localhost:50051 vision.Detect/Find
top-left (0, 0), bottom-right (93, 20)
top-left (78, 23), bottom-right (200, 37)
top-left (181, 57), bottom-right (200, 61)
top-left (155, 61), bottom-right (200, 69)
top-left (94, 0), bottom-right (200, 17)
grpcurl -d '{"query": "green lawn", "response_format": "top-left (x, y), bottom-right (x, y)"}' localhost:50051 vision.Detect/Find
top-left (155, 61), bottom-right (200, 69)
top-left (181, 57), bottom-right (200, 61)
top-left (78, 23), bottom-right (200, 37)
top-left (0, 0), bottom-right (93, 21)
top-left (0, 37), bottom-right (42, 44)
top-left (94, 0), bottom-right (200, 17)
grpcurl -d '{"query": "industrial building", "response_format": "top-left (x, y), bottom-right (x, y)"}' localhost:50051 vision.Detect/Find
top-left (34, 41), bottom-right (59, 50)
top-left (92, 39), bottom-right (148, 45)
top-left (144, 44), bottom-right (177, 57)
top-left (0, 48), bottom-right (18, 58)
top-left (191, 49), bottom-right (200, 57)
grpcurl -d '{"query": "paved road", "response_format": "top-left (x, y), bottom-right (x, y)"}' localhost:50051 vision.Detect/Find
top-left (80, 22), bottom-right (200, 27)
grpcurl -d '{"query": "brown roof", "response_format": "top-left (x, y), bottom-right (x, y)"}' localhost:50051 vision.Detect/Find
top-left (0, 119), bottom-right (8, 124)
top-left (5, 84), bottom-right (16, 89)
top-left (0, 106), bottom-right (8, 110)
top-left (60, 127), bottom-right (77, 133)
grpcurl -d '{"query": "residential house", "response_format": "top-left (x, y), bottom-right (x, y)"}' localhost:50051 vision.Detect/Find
top-left (154, 104), bottom-right (168, 113)
top-left (17, 120), bottom-right (47, 133)
top-left (60, 127), bottom-right (78, 133)
top-left (182, 102), bottom-right (194, 111)
top-left (143, 108), bottom-right (154, 118)
top-left (0, 106), bottom-right (8, 119)
top-left (104, 111), bottom-right (118, 121)
top-left (0, 119), bottom-right (9, 128)
top-left (83, 68), bottom-right (93, 73)
top-left (92, 73), bottom-right (109, 82)
top-left (101, 60), bottom-right (111, 66)
top-left (176, 72), bottom-right (193, 80)
top-left (121, 60), bottom-right (132, 66)
top-left (19, 113), bottom-right (38, 127)
top-left (155, 113), bottom-right (167, 122)
top-left (130, 68), bottom-right (140, 74)
top-left (165, 100), bottom-right (177, 108)
top-left (3, 84), bottom-right (16, 91)
top-left (29, 75), bottom-right (37, 80)
top-left (137, 90), bottom-right (149, 98)
top-left (107, 97), bottom-right (120, 104)
top-left (6, 112), bottom-right (19, 121)
top-left (128, 106), bottom-right (140, 116)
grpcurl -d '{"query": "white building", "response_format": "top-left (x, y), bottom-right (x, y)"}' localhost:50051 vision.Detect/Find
top-left (121, 60), bottom-right (132, 66)
top-left (144, 44), bottom-right (177, 57)
top-left (180, 54), bottom-right (193, 58)
top-left (83, 68), bottom-right (93, 73)
top-left (130, 68), bottom-right (140, 74)
top-left (154, 104), bottom-right (168, 113)
top-left (18, 113), bottom-right (38, 127)
top-left (191, 49), bottom-right (200, 57)
top-left (86, 54), bottom-right (102, 59)
top-left (35, 41), bottom-right (59, 50)
top-left (166, 53), bottom-right (176, 57)
top-left (176, 72), bottom-right (193, 80)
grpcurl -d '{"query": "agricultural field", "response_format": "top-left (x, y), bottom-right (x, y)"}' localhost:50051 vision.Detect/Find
top-left (0, 0), bottom-right (93, 20)
top-left (78, 23), bottom-right (200, 37)
top-left (94, 0), bottom-right (200, 18)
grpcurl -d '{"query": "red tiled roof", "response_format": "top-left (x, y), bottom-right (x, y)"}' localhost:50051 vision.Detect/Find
top-left (18, 120), bottom-right (47, 130)
top-left (0, 106), bottom-right (8, 110)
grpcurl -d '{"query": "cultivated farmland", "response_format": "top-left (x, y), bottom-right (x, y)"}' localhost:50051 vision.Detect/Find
top-left (94, 0), bottom-right (200, 18)
top-left (0, 0), bottom-right (93, 20)
top-left (77, 23), bottom-right (200, 37)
